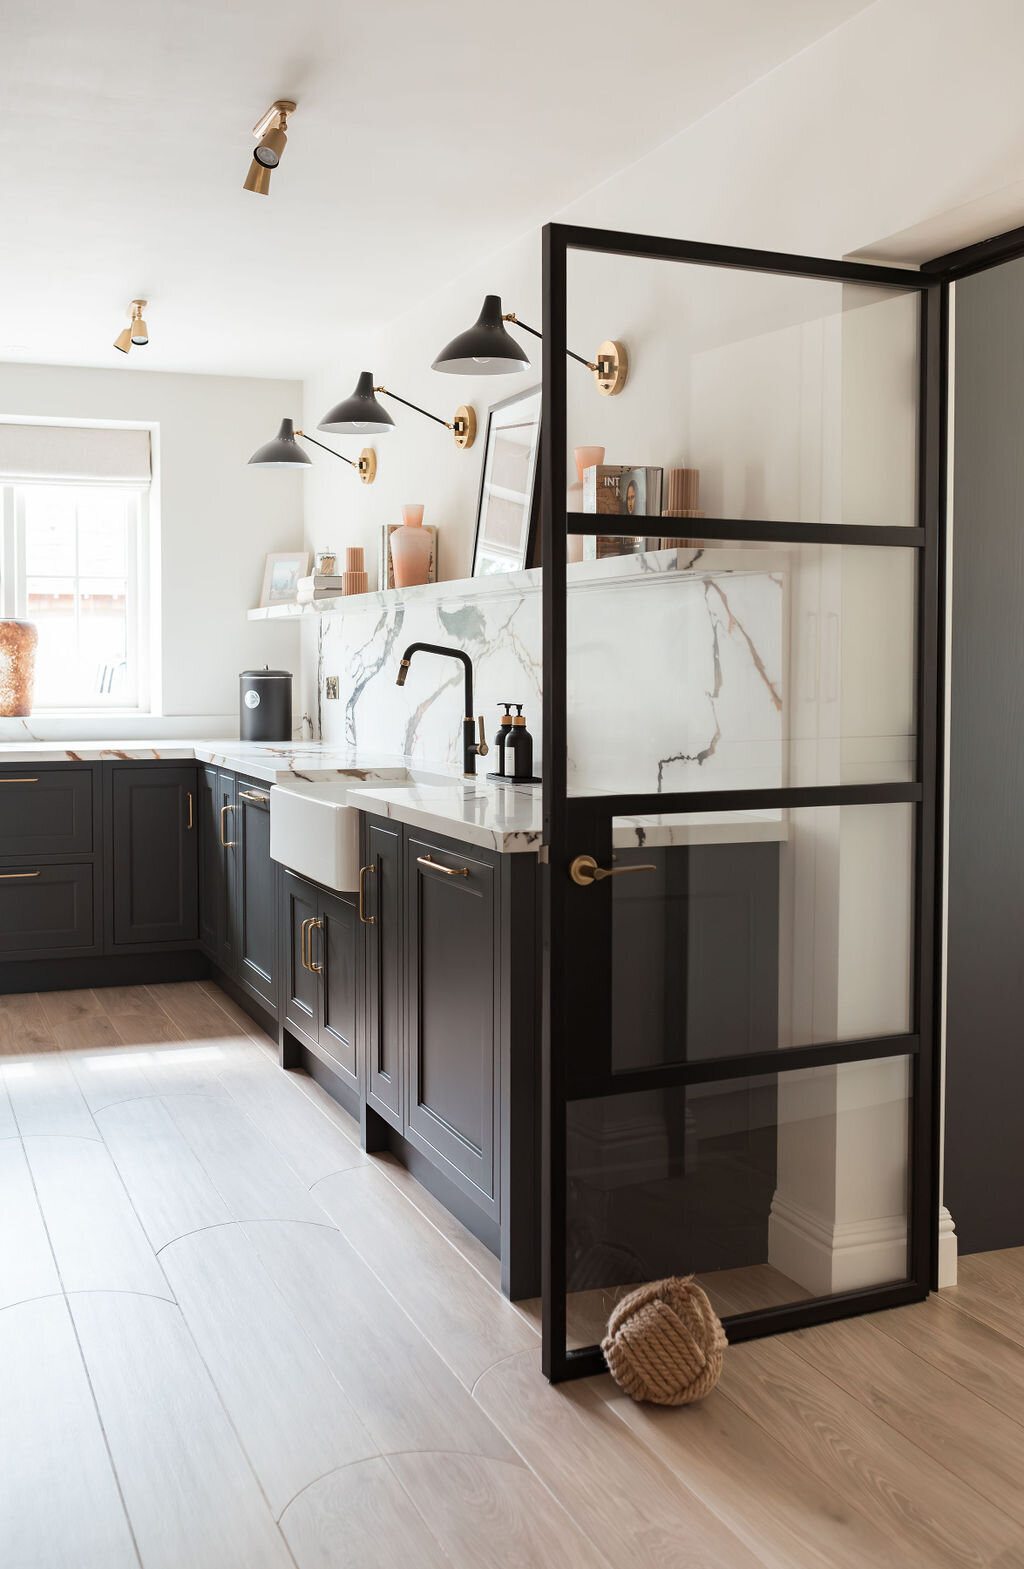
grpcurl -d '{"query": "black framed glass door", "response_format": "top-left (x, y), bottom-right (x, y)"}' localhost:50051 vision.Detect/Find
top-left (540, 223), bottom-right (945, 1382)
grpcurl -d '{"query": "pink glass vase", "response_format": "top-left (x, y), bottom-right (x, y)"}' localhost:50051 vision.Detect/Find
top-left (391, 505), bottom-right (433, 588)
top-left (567, 445), bottom-right (604, 563)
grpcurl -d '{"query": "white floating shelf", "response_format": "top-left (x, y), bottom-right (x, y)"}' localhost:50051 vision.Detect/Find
top-left (246, 544), bottom-right (786, 622)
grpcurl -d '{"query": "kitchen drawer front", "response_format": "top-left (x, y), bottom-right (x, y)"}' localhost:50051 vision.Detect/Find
top-left (0, 768), bottom-right (94, 858)
top-left (0, 863), bottom-right (96, 956)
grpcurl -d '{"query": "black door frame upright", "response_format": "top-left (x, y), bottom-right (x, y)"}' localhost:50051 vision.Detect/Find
top-left (539, 221), bottom-right (947, 1383)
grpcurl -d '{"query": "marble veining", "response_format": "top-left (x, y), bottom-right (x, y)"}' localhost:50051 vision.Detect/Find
top-left (306, 547), bottom-right (787, 795)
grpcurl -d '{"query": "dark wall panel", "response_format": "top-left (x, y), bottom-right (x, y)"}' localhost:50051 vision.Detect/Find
top-left (946, 258), bottom-right (1024, 1252)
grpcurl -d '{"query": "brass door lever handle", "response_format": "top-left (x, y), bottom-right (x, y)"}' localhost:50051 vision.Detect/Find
top-left (569, 855), bottom-right (657, 886)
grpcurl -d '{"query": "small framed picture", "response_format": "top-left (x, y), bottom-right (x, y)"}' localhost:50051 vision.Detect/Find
top-left (260, 550), bottom-right (310, 607)
top-left (471, 385), bottom-right (541, 576)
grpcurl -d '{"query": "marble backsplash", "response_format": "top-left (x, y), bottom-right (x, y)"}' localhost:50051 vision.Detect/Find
top-left (305, 547), bottom-right (786, 796)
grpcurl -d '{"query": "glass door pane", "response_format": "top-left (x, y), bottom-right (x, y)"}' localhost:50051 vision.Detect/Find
top-left (564, 1056), bottom-right (912, 1353)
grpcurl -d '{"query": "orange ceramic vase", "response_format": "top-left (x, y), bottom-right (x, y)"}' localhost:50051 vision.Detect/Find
top-left (0, 620), bottom-right (38, 716)
top-left (391, 505), bottom-right (433, 588)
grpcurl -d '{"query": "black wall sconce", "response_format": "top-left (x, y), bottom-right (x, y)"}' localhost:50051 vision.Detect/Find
top-left (248, 417), bottom-right (377, 483)
top-left (431, 294), bottom-right (628, 396)
top-left (318, 371), bottom-right (477, 450)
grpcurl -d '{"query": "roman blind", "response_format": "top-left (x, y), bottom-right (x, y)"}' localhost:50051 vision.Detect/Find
top-left (0, 422), bottom-right (151, 483)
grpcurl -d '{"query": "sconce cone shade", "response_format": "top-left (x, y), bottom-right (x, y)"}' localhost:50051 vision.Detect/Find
top-left (243, 158), bottom-right (273, 195)
top-left (113, 327), bottom-right (132, 354)
top-left (318, 371), bottom-right (395, 436)
top-left (432, 294), bottom-right (531, 375)
top-left (130, 317), bottom-right (149, 346)
top-left (248, 417), bottom-right (313, 467)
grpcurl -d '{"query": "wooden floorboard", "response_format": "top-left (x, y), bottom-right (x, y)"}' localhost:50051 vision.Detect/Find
top-left (3, 979), bottom-right (1024, 1569)
top-left (0, 1295), bottom-right (139, 1568)
top-left (313, 1163), bottom-right (538, 1389)
top-left (279, 1457), bottom-right (452, 1569)
top-left (786, 1314), bottom-right (1024, 1528)
top-left (160, 1223), bottom-right (378, 1518)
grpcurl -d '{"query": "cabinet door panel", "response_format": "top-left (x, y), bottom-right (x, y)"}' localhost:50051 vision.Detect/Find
top-left (0, 863), bottom-right (96, 955)
top-left (405, 833), bottom-right (497, 1206)
top-left (197, 766), bottom-right (222, 958)
top-left (318, 890), bottom-right (358, 1089)
top-left (283, 872), bottom-right (318, 1046)
top-left (110, 766), bottom-right (198, 946)
top-left (218, 771), bottom-right (238, 973)
top-left (236, 780), bottom-right (278, 1017)
top-left (364, 819), bottom-right (403, 1131)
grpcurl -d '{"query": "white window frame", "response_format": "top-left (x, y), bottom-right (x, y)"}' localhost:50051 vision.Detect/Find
top-left (0, 478), bottom-right (152, 714)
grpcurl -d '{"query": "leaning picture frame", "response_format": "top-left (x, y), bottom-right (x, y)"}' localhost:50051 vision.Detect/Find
top-left (259, 550), bottom-right (310, 607)
top-left (470, 385), bottom-right (541, 577)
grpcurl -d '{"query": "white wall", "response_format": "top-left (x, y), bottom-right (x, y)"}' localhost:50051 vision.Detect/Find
top-left (0, 360), bottom-right (303, 738)
top-left (300, 0), bottom-right (1022, 625)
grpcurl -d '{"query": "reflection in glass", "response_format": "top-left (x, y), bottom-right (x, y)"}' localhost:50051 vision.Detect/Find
top-left (565, 1056), bottom-right (911, 1350)
top-left (607, 804), bottom-right (914, 1074)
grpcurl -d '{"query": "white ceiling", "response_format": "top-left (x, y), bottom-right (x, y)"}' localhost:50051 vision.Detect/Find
top-left (0, 0), bottom-right (873, 380)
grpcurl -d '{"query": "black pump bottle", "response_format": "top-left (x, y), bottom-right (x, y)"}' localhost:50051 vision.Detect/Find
top-left (493, 704), bottom-right (513, 777)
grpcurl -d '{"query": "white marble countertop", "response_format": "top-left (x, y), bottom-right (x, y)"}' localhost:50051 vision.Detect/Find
top-left (0, 738), bottom-right (788, 855)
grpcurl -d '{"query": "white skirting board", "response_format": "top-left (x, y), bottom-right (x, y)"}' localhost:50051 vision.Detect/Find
top-left (768, 1192), bottom-right (958, 1295)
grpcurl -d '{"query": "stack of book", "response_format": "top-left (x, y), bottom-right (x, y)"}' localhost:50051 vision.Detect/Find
top-left (296, 574), bottom-right (345, 605)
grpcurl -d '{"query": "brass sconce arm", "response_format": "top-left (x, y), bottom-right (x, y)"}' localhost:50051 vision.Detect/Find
top-left (502, 313), bottom-right (600, 373)
top-left (375, 386), bottom-right (477, 450)
top-left (294, 429), bottom-right (377, 484)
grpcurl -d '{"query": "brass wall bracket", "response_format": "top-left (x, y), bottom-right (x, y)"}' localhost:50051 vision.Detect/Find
top-left (452, 405), bottom-right (476, 449)
top-left (359, 448), bottom-right (377, 483)
top-left (595, 340), bottom-right (628, 396)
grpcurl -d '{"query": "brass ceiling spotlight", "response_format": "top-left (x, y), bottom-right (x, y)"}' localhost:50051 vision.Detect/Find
top-left (243, 101), bottom-right (296, 195)
top-left (113, 300), bottom-right (149, 355)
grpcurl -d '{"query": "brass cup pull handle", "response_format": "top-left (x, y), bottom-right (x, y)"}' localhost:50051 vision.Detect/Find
top-left (417, 854), bottom-right (469, 878)
top-left (220, 803), bottom-right (236, 848)
top-left (238, 790), bottom-right (269, 804)
top-left (186, 790), bottom-right (193, 831)
top-left (358, 864), bottom-right (376, 924)
top-left (0, 869), bottom-right (40, 879)
top-left (309, 917), bottom-right (323, 974)
top-left (569, 854), bottom-right (657, 886)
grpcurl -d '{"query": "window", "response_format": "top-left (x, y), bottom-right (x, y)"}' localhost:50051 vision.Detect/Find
top-left (0, 481), bottom-right (150, 710)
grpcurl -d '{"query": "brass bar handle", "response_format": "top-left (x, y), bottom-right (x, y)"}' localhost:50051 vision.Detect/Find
top-left (569, 854), bottom-right (657, 887)
top-left (185, 790), bottom-right (193, 831)
top-left (358, 864), bottom-right (376, 924)
top-left (0, 777), bottom-right (38, 783)
top-left (417, 854), bottom-right (469, 878)
top-left (238, 790), bottom-right (269, 804)
top-left (301, 916), bottom-right (313, 971)
top-left (0, 870), bottom-right (40, 879)
top-left (220, 803), bottom-right (236, 848)
top-left (309, 917), bottom-right (323, 974)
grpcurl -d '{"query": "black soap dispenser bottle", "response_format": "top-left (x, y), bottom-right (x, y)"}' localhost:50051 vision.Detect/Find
top-left (493, 704), bottom-right (514, 777)
top-left (506, 704), bottom-right (541, 784)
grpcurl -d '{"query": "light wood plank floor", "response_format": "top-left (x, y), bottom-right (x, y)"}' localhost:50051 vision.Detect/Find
top-left (1, 979), bottom-right (1022, 1568)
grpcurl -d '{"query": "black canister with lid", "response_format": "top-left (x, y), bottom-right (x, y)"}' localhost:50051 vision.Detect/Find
top-left (239, 667), bottom-right (292, 742)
